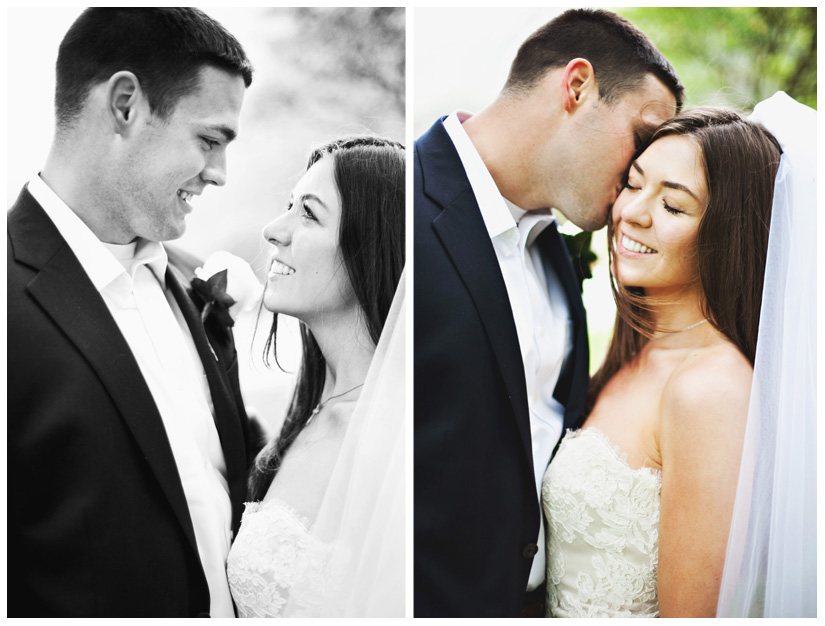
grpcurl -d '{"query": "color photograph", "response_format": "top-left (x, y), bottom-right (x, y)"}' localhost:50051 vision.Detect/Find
top-left (413, 7), bottom-right (815, 618)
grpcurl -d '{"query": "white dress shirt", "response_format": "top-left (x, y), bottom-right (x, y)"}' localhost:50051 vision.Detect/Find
top-left (444, 112), bottom-right (573, 590)
top-left (28, 175), bottom-right (235, 617)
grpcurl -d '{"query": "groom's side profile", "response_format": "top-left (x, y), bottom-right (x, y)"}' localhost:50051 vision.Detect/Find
top-left (8, 9), bottom-right (256, 617)
top-left (414, 9), bottom-right (683, 617)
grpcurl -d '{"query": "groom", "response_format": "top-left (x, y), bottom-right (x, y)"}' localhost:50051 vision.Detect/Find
top-left (414, 9), bottom-right (683, 617)
top-left (8, 9), bottom-right (256, 617)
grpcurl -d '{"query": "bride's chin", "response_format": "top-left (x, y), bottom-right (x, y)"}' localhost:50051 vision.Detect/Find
top-left (261, 293), bottom-right (283, 315)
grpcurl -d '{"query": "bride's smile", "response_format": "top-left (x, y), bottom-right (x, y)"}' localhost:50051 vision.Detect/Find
top-left (611, 134), bottom-right (708, 297)
top-left (268, 257), bottom-right (295, 277)
top-left (262, 156), bottom-right (355, 323)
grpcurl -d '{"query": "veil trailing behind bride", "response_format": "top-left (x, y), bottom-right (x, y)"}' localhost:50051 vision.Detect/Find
top-left (716, 92), bottom-right (816, 618)
top-left (314, 270), bottom-right (405, 616)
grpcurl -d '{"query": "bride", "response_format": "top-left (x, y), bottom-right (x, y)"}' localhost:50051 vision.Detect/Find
top-left (541, 107), bottom-right (784, 617)
top-left (227, 135), bottom-right (405, 617)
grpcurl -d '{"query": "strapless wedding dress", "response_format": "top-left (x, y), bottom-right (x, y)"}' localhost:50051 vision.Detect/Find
top-left (226, 499), bottom-right (336, 618)
top-left (541, 428), bottom-right (662, 618)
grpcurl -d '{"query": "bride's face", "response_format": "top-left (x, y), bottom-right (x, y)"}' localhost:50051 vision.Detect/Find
top-left (611, 134), bottom-right (709, 297)
top-left (262, 156), bottom-right (356, 322)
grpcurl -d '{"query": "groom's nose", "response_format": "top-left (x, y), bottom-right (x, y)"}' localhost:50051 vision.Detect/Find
top-left (202, 150), bottom-right (228, 187)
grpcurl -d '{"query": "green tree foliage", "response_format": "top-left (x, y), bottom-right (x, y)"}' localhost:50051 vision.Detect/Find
top-left (617, 7), bottom-right (816, 110)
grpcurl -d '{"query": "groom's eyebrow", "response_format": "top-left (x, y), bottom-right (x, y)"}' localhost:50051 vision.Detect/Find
top-left (207, 124), bottom-right (238, 143)
top-left (633, 162), bottom-right (699, 200)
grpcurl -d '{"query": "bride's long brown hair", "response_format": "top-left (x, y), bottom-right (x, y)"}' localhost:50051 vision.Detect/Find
top-left (586, 108), bottom-right (782, 415)
top-left (248, 136), bottom-right (405, 501)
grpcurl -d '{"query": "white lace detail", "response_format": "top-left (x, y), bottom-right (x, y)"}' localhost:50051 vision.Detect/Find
top-left (226, 499), bottom-right (336, 618)
top-left (541, 428), bottom-right (662, 618)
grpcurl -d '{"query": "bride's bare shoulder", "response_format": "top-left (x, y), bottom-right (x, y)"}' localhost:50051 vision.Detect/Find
top-left (661, 342), bottom-right (752, 435)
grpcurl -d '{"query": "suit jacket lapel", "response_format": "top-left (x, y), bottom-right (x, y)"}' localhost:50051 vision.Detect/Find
top-left (165, 266), bottom-right (248, 531)
top-left (9, 188), bottom-right (200, 555)
top-left (419, 120), bottom-right (533, 462)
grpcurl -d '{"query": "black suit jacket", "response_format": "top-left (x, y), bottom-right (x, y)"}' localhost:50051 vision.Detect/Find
top-left (7, 186), bottom-right (254, 617)
top-left (413, 118), bottom-right (590, 617)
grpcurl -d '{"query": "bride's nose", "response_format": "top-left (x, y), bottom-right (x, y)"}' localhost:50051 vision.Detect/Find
top-left (262, 211), bottom-right (292, 247)
top-left (619, 193), bottom-right (653, 229)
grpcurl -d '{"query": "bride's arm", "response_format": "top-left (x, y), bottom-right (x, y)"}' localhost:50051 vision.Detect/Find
top-left (656, 348), bottom-right (752, 617)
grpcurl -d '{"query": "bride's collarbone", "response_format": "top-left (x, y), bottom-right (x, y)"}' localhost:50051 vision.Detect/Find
top-left (587, 342), bottom-right (739, 471)
top-left (292, 398), bottom-right (358, 451)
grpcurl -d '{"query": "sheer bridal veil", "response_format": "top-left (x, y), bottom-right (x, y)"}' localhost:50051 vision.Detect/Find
top-left (717, 93), bottom-right (816, 617)
top-left (313, 269), bottom-right (406, 616)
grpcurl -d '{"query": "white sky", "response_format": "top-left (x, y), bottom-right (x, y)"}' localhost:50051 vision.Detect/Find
top-left (413, 8), bottom-right (565, 137)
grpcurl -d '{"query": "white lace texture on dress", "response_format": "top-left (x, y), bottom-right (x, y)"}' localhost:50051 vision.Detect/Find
top-left (541, 428), bottom-right (662, 618)
top-left (226, 499), bottom-right (338, 618)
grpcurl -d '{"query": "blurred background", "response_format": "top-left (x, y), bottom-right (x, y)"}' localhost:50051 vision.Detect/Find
top-left (7, 7), bottom-right (406, 433)
top-left (415, 7), bottom-right (817, 372)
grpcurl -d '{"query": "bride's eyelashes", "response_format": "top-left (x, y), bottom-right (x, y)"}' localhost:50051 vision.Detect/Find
top-left (301, 203), bottom-right (317, 221)
top-left (621, 178), bottom-right (683, 215)
top-left (662, 200), bottom-right (682, 215)
top-left (285, 199), bottom-right (318, 222)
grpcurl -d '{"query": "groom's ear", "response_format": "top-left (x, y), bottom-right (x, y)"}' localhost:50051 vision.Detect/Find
top-left (561, 58), bottom-right (596, 113)
top-left (106, 71), bottom-right (145, 134)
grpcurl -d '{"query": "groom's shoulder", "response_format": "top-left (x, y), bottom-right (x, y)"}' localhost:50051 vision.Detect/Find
top-left (7, 184), bottom-right (37, 226)
top-left (415, 116), bottom-right (465, 200)
top-left (415, 116), bottom-right (450, 153)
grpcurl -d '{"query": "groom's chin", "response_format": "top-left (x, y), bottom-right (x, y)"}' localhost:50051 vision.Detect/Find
top-left (154, 221), bottom-right (188, 243)
top-left (167, 211), bottom-right (192, 239)
top-left (554, 203), bottom-right (609, 233)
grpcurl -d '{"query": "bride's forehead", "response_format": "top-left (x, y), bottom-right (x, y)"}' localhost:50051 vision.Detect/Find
top-left (291, 159), bottom-right (341, 210)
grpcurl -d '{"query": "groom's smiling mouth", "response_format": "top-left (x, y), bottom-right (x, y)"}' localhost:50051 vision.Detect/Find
top-left (177, 189), bottom-right (198, 204)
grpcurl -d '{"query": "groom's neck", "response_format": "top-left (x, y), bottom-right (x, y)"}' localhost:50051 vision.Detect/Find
top-left (463, 95), bottom-right (562, 212)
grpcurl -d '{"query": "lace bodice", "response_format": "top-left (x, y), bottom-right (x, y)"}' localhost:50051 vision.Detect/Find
top-left (227, 499), bottom-right (335, 618)
top-left (541, 428), bottom-right (662, 618)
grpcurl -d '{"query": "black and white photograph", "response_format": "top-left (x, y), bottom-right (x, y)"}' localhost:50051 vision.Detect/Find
top-left (7, 7), bottom-right (404, 617)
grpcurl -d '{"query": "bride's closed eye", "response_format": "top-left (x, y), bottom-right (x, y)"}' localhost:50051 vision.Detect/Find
top-left (623, 176), bottom-right (641, 191)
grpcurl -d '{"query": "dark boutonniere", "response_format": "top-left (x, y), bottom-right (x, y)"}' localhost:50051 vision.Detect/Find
top-left (561, 231), bottom-right (598, 290)
top-left (191, 251), bottom-right (263, 335)
top-left (191, 269), bottom-right (237, 329)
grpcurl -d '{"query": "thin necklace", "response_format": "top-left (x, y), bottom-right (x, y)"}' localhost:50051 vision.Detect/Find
top-left (306, 382), bottom-right (365, 427)
top-left (654, 318), bottom-right (708, 339)
top-left (679, 318), bottom-right (708, 333)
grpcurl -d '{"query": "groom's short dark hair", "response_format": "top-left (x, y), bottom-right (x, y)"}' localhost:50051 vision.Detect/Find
top-left (55, 8), bottom-right (253, 131)
top-left (503, 9), bottom-right (684, 111)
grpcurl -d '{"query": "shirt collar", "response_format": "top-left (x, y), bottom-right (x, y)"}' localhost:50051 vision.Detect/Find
top-left (443, 111), bottom-right (516, 240)
top-left (27, 174), bottom-right (169, 291)
top-left (444, 112), bottom-right (556, 252)
top-left (504, 198), bottom-right (556, 249)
